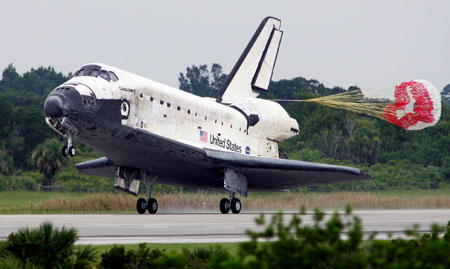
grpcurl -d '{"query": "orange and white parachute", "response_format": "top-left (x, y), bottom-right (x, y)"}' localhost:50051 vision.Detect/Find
top-left (303, 80), bottom-right (441, 130)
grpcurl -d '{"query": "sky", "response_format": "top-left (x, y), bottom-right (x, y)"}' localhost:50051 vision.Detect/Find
top-left (1, 0), bottom-right (449, 91)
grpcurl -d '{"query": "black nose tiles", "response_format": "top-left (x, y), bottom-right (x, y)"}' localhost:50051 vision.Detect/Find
top-left (44, 95), bottom-right (64, 117)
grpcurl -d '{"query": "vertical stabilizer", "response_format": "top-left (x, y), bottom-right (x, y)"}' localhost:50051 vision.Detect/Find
top-left (217, 17), bottom-right (283, 103)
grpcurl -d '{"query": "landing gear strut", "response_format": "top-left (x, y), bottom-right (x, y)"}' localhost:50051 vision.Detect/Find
top-left (136, 172), bottom-right (158, 214)
top-left (220, 193), bottom-right (241, 214)
top-left (62, 137), bottom-right (76, 157)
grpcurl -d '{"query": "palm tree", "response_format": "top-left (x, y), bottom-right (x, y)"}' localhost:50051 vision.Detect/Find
top-left (0, 148), bottom-right (13, 175)
top-left (31, 138), bottom-right (65, 187)
top-left (6, 222), bottom-right (78, 268)
top-left (73, 245), bottom-right (99, 269)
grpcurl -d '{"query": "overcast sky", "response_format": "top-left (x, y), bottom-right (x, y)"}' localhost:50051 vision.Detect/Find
top-left (1, 0), bottom-right (449, 91)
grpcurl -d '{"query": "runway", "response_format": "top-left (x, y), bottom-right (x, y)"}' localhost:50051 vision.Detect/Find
top-left (0, 210), bottom-right (449, 245)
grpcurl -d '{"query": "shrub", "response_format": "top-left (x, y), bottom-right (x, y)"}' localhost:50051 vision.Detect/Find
top-left (72, 245), bottom-right (98, 269)
top-left (212, 206), bottom-right (450, 268)
top-left (183, 246), bottom-right (231, 268)
top-left (6, 222), bottom-right (78, 268)
top-left (0, 241), bottom-right (8, 258)
top-left (99, 245), bottom-right (132, 269)
top-left (151, 252), bottom-right (187, 269)
top-left (100, 243), bottom-right (163, 269)
top-left (0, 175), bottom-right (39, 191)
top-left (0, 256), bottom-right (34, 269)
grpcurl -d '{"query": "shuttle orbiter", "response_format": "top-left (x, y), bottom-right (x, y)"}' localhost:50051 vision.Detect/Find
top-left (44, 17), bottom-right (370, 214)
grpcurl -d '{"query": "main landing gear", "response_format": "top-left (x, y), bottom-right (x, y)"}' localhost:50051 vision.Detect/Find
top-left (220, 193), bottom-right (241, 214)
top-left (62, 137), bottom-right (76, 157)
top-left (136, 173), bottom-right (158, 214)
top-left (136, 197), bottom-right (158, 214)
top-left (114, 167), bottom-right (159, 215)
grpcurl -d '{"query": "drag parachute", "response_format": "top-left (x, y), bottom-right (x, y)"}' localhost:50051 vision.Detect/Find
top-left (380, 80), bottom-right (441, 130)
top-left (276, 80), bottom-right (442, 131)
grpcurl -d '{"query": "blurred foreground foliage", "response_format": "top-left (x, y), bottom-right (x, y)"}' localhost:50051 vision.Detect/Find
top-left (0, 222), bottom-right (96, 269)
top-left (1, 207), bottom-right (449, 268)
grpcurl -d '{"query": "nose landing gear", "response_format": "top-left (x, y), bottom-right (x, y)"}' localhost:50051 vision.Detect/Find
top-left (62, 137), bottom-right (76, 157)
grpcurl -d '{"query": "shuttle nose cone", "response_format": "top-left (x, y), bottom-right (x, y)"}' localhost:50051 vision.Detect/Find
top-left (44, 95), bottom-right (64, 117)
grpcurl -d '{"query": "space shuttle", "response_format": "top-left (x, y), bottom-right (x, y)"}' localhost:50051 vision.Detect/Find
top-left (43, 17), bottom-right (370, 214)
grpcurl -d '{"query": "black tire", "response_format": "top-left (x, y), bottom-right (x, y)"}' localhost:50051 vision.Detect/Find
top-left (231, 198), bottom-right (241, 214)
top-left (62, 146), bottom-right (68, 157)
top-left (68, 146), bottom-right (76, 157)
top-left (136, 198), bottom-right (147, 214)
top-left (148, 198), bottom-right (158, 214)
top-left (220, 198), bottom-right (230, 214)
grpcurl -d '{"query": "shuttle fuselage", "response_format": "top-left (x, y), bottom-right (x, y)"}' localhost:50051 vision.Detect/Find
top-left (51, 63), bottom-right (299, 160)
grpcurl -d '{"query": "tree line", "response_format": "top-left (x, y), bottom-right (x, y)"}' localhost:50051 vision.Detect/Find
top-left (0, 63), bottom-right (448, 191)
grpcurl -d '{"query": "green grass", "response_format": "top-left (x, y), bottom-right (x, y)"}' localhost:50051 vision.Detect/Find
top-left (0, 191), bottom-right (137, 214)
top-left (94, 242), bottom-right (240, 256)
top-left (0, 191), bottom-right (86, 212)
top-left (370, 187), bottom-right (450, 197)
top-left (253, 186), bottom-right (450, 197)
top-left (1, 188), bottom-right (449, 214)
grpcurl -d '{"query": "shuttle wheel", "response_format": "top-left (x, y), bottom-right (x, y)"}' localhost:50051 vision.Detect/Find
top-left (62, 146), bottom-right (68, 157)
top-left (136, 198), bottom-right (147, 214)
top-left (68, 146), bottom-right (76, 157)
top-left (148, 198), bottom-right (158, 214)
top-left (231, 198), bottom-right (241, 214)
top-left (220, 198), bottom-right (231, 214)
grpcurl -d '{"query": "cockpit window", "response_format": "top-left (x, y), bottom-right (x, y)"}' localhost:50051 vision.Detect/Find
top-left (73, 69), bottom-right (81, 77)
top-left (78, 69), bottom-right (86, 76)
top-left (72, 65), bottom-right (119, 82)
top-left (109, 71), bottom-right (119, 82)
top-left (99, 70), bottom-right (110, 81)
top-left (89, 69), bottom-right (100, 77)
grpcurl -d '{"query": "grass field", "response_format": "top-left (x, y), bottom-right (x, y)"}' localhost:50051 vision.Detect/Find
top-left (0, 189), bottom-right (449, 214)
top-left (93, 242), bottom-right (240, 256)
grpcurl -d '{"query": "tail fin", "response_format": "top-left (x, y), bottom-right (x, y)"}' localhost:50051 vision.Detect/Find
top-left (217, 17), bottom-right (283, 103)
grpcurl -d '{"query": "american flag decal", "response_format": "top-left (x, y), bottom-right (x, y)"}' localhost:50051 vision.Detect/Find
top-left (200, 130), bottom-right (208, 142)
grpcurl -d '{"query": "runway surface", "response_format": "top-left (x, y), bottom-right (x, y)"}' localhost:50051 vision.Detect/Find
top-left (0, 210), bottom-right (449, 245)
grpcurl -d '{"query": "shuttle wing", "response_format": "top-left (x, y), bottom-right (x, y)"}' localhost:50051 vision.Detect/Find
top-left (204, 149), bottom-right (370, 190)
top-left (76, 125), bottom-right (370, 191)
